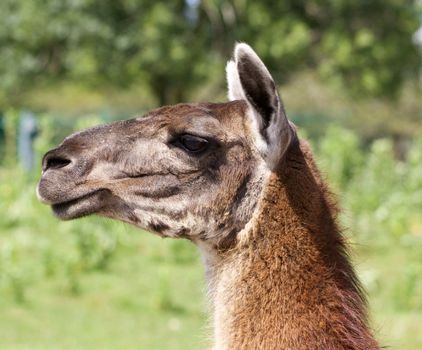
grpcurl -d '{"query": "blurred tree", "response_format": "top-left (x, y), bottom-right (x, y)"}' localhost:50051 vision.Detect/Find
top-left (0, 0), bottom-right (420, 108)
top-left (198, 0), bottom-right (421, 97)
top-left (0, 0), bottom-right (212, 106)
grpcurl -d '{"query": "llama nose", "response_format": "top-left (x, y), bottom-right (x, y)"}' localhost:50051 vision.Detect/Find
top-left (42, 150), bottom-right (72, 173)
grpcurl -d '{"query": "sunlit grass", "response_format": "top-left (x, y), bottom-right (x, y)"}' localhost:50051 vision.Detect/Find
top-left (0, 217), bottom-right (208, 349)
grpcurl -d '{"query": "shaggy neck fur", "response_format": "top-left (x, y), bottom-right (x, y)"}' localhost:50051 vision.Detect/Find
top-left (203, 140), bottom-right (379, 350)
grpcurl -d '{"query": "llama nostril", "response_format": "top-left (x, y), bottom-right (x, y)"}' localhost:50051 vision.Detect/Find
top-left (43, 154), bottom-right (72, 172)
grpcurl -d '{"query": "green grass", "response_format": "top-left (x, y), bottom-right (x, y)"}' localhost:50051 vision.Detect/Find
top-left (356, 242), bottom-right (422, 349)
top-left (0, 229), bottom-right (208, 350)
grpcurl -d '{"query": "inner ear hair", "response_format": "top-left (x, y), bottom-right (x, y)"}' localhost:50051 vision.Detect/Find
top-left (228, 43), bottom-right (296, 170)
top-left (236, 52), bottom-right (279, 130)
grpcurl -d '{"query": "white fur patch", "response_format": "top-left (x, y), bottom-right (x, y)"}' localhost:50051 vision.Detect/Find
top-left (226, 60), bottom-right (244, 102)
top-left (244, 107), bottom-right (269, 158)
top-left (226, 44), bottom-right (270, 158)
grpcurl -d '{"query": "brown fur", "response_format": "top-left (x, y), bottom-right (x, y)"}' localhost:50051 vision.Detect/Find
top-left (209, 140), bottom-right (379, 349)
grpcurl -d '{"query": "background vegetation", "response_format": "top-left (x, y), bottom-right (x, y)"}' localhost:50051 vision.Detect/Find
top-left (1, 1), bottom-right (421, 349)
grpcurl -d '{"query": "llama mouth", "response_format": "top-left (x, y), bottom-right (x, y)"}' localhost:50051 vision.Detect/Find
top-left (51, 189), bottom-right (110, 220)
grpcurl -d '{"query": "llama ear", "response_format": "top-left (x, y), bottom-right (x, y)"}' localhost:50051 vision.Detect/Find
top-left (226, 43), bottom-right (295, 169)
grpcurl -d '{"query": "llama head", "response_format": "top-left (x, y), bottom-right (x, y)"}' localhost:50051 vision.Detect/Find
top-left (37, 43), bottom-right (296, 248)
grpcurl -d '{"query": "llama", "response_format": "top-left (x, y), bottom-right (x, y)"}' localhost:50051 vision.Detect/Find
top-left (37, 43), bottom-right (380, 349)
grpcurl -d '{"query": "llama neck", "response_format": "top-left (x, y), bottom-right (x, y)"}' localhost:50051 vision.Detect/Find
top-left (205, 142), bottom-right (379, 350)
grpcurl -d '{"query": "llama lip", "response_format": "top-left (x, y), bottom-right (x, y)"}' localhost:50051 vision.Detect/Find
top-left (51, 189), bottom-right (110, 220)
top-left (37, 180), bottom-right (96, 205)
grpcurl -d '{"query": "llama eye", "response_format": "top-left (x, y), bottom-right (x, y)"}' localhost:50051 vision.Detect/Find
top-left (177, 134), bottom-right (209, 153)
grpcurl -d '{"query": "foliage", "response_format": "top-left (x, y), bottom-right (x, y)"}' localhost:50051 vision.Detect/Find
top-left (200, 0), bottom-right (421, 97)
top-left (0, 0), bottom-right (420, 108)
top-left (284, 72), bottom-right (422, 140)
top-left (0, 0), bottom-right (211, 106)
top-left (316, 126), bottom-right (422, 244)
